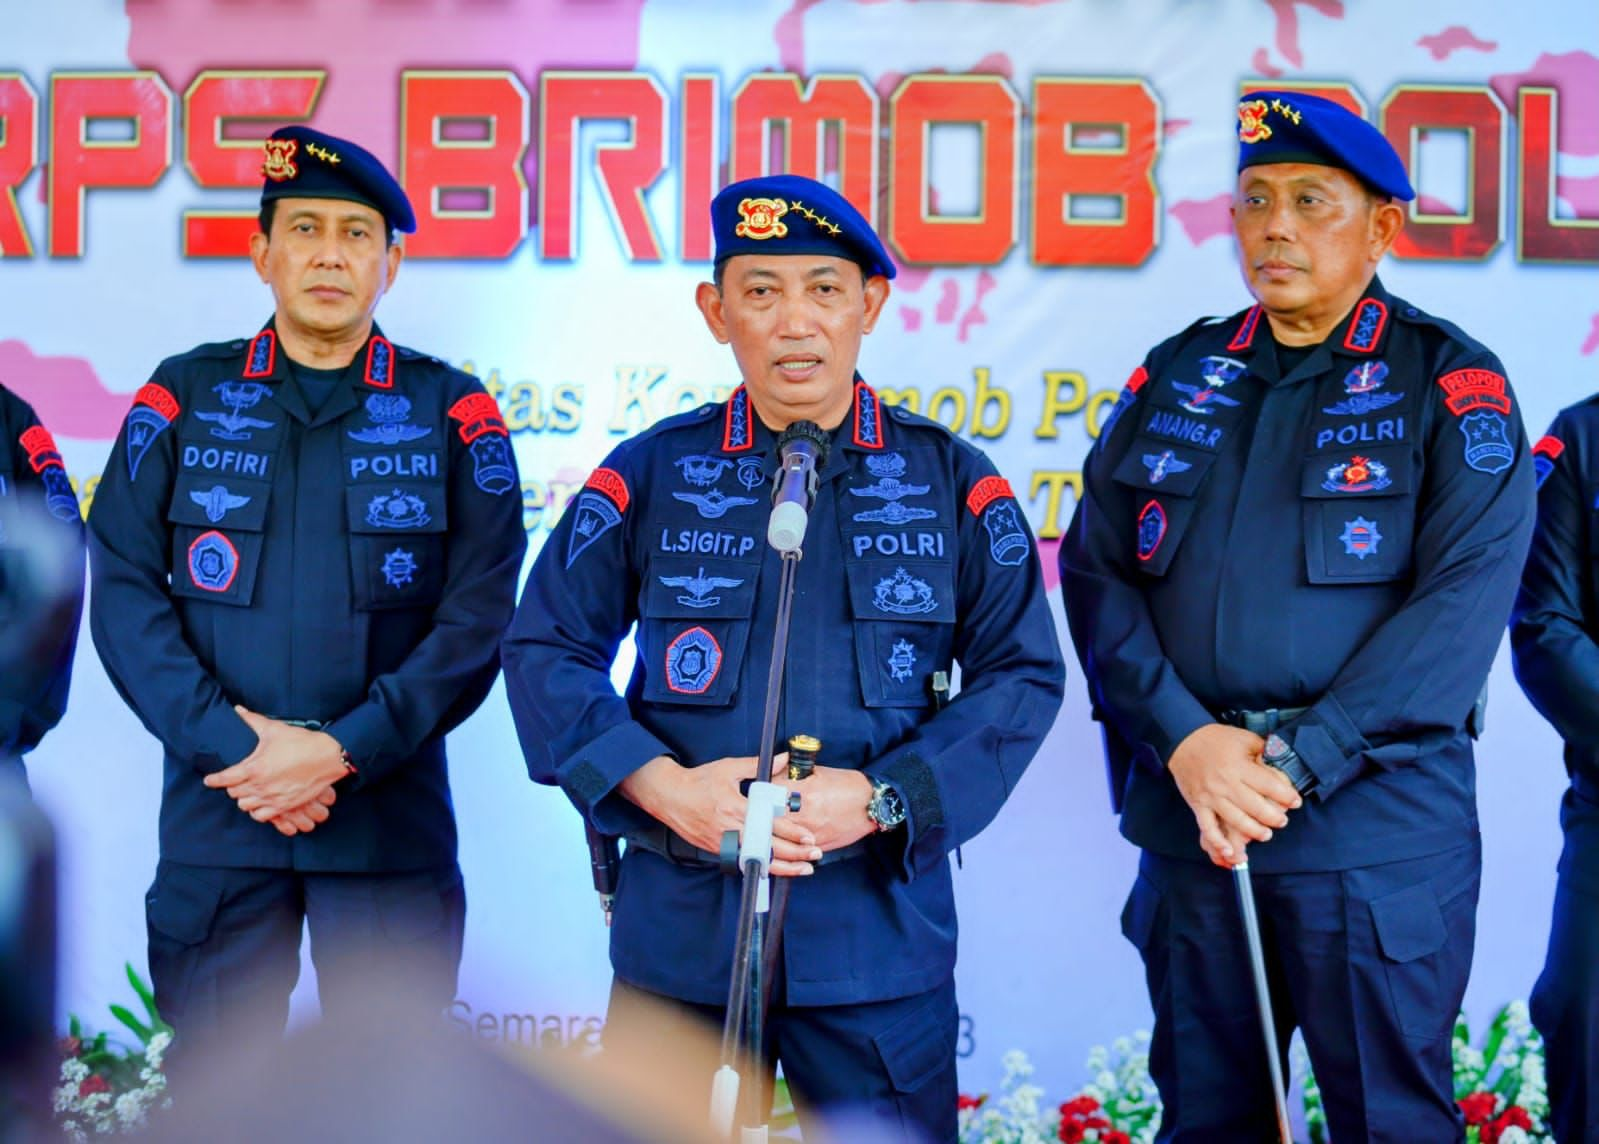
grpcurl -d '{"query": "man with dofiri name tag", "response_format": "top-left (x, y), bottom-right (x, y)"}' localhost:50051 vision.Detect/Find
top-left (86, 126), bottom-right (525, 1076)
top-left (1060, 92), bottom-right (1534, 1140)
top-left (502, 174), bottom-right (1064, 1141)
top-left (1511, 412), bottom-right (1599, 1143)
top-left (0, 382), bottom-right (85, 788)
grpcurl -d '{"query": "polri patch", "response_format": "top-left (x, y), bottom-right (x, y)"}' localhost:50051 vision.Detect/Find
top-left (469, 434), bottom-right (516, 494)
top-left (448, 392), bottom-right (509, 444)
top-left (565, 491), bottom-right (621, 568)
top-left (126, 383), bottom-right (180, 481)
top-left (187, 530), bottom-right (239, 592)
top-left (1136, 500), bottom-right (1166, 562)
top-left (982, 499), bottom-right (1029, 566)
top-left (1339, 516), bottom-right (1383, 560)
top-left (1459, 411), bottom-right (1514, 475)
top-left (1438, 368), bottom-right (1511, 417)
top-left (665, 626), bottom-right (723, 694)
top-left (965, 475), bottom-right (1013, 517)
top-left (1533, 435), bottom-right (1564, 488)
top-left (584, 466), bottom-right (630, 512)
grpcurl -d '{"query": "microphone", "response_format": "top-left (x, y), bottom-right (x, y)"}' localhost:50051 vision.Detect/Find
top-left (766, 421), bottom-right (831, 553)
top-left (584, 821), bottom-right (620, 926)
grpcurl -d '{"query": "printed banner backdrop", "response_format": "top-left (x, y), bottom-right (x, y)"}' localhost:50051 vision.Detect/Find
top-left (5, 0), bottom-right (1598, 1096)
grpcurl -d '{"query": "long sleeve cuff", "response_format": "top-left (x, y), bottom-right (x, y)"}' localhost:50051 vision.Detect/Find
top-left (1287, 692), bottom-right (1367, 799)
top-left (557, 719), bottom-right (675, 836)
top-left (194, 705), bottom-right (260, 775)
top-left (868, 749), bottom-right (942, 883)
top-left (326, 702), bottom-right (402, 789)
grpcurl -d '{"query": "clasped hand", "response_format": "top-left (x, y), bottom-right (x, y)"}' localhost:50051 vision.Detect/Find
top-left (1168, 724), bottom-right (1303, 868)
top-left (619, 752), bottom-right (877, 877)
top-left (203, 706), bottom-right (347, 837)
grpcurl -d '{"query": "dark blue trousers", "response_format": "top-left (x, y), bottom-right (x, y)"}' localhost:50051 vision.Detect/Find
top-left (145, 860), bottom-right (465, 1082)
top-left (605, 974), bottom-right (958, 1143)
top-left (1125, 842), bottom-right (1479, 1143)
top-left (1531, 786), bottom-right (1599, 1144)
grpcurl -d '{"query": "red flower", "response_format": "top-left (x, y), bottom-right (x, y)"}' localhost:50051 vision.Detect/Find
top-left (1060, 1095), bottom-right (1101, 1119)
top-left (1458, 1092), bottom-right (1498, 1126)
top-left (1500, 1106), bottom-right (1533, 1130)
top-left (1103, 1133), bottom-right (1132, 1144)
top-left (957, 1093), bottom-right (985, 1111)
top-left (57, 1036), bottom-right (82, 1058)
top-left (77, 1074), bottom-right (111, 1098)
top-left (1058, 1122), bottom-right (1086, 1144)
top-left (1083, 1115), bottom-right (1110, 1130)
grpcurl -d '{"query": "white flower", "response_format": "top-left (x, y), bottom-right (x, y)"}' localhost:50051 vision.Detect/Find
top-left (1113, 1036), bottom-right (1132, 1055)
top-left (115, 1090), bottom-right (149, 1128)
top-left (1095, 1070), bottom-right (1117, 1091)
top-left (52, 1082), bottom-right (79, 1114)
top-left (1497, 1128), bottom-right (1531, 1144)
top-left (1085, 1045), bottom-right (1109, 1072)
top-left (61, 1119), bottom-right (87, 1143)
top-left (1134, 1029), bottom-right (1152, 1044)
top-left (1001, 1049), bottom-right (1034, 1083)
top-left (61, 1058), bottom-right (89, 1085)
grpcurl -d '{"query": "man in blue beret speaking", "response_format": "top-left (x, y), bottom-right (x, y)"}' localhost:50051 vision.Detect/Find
top-left (87, 126), bottom-right (525, 1076)
top-left (503, 173), bottom-right (1064, 1141)
top-left (1061, 91), bottom-right (1534, 1138)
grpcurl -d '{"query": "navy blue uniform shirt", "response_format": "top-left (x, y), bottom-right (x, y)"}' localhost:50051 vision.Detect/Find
top-left (503, 381), bottom-right (1065, 1006)
top-left (1062, 278), bottom-right (1534, 872)
top-left (0, 384), bottom-right (85, 767)
top-left (1512, 403), bottom-right (1599, 894)
top-left (88, 323), bottom-right (526, 871)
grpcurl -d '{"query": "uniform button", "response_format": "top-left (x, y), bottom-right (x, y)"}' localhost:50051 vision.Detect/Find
top-left (232, 340), bottom-right (245, 349)
top-left (1405, 308), bottom-right (1417, 317)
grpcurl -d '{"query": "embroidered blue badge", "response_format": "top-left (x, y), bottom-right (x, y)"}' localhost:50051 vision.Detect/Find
top-left (853, 502), bottom-right (937, 525)
top-left (1339, 516), bottom-right (1383, 560)
top-left (866, 452), bottom-right (908, 479)
top-left (566, 491), bottom-right (621, 568)
top-left (736, 457), bottom-right (765, 491)
top-left (849, 475), bottom-right (931, 503)
top-left (672, 489), bottom-right (759, 519)
top-left (126, 384), bottom-right (180, 480)
top-left (365, 489), bottom-right (432, 529)
top-left (1136, 500), bottom-right (1166, 562)
top-left (658, 566), bottom-right (744, 609)
top-left (675, 455), bottom-right (733, 487)
top-left (365, 336), bottom-right (393, 388)
top-left (1323, 362), bottom-right (1402, 416)
top-left (188, 484), bottom-right (253, 524)
top-left (888, 638), bottom-right (917, 682)
top-left (872, 567), bottom-right (938, 615)
top-left (40, 467), bottom-right (79, 522)
top-left (1141, 450), bottom-right (1193, 485)
top-left (1321, 456), bottom-right (1392, 493)
top-left (982, 500), bottom-right (1029, 566)
top-left (1343, 298), bottom-right (1387, 353)
top-left (382, 546), bottom-right (418, 587)
top-left (349, 394), bottom-right (431, 445)
top-left (187, 530), bottom-right (239, 592)
top-left (665, 626), bottom-right (722, 694)
top-left (1173, 356), bottom-right (1245, 416)
top-left (195, 382), bottom-right (275, 442)
top-left (1460, 411), bottom-right (1514, 475)
top-left (469, 434), bottom-right (516, 495)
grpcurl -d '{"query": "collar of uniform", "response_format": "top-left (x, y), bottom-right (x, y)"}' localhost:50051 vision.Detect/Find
top-left (716, 375), bottom-right (889, 456)
top-left (240, 320), bottom-right (398, 389)
top-left (1326, 276), bottom-right (1394, 359)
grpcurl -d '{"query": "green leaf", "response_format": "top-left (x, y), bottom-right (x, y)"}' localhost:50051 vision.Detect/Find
top-left (109, 1004), bottom-right (153, 1045)
top-left (68, 1014), bottom-right (82, 1038)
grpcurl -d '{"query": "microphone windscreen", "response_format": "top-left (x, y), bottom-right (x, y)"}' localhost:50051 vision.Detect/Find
top-left (767, 501), bottom-right (808, 553)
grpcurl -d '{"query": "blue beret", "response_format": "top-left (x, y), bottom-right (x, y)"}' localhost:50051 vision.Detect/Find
top-left (260, 125), bottom-right (417, 234)
top-left (711, 174), bottom-right (896, 280)
top-left (1236, 91), bottom-right (1415, 202)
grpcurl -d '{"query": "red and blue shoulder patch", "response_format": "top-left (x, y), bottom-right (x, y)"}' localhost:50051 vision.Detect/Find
top-left (584, 466), bottom-right (630, 512)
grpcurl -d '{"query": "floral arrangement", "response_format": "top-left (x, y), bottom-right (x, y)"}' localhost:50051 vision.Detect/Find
top-left (960, 1003), bottom-right (1550, 1144)
top-left (53, 964), bottom-right (173, 1139)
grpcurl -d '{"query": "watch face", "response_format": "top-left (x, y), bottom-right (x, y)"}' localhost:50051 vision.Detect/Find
top-left (871, 783), bottom-right (906, 828)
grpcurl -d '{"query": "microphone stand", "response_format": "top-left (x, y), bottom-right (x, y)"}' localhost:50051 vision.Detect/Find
top-left (1232, 858), bottom-right (1293, 1143)
top-left (711, 428), bottom-right (821, 1142)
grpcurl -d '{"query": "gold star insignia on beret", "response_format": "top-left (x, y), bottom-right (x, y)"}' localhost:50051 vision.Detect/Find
top-left (1269, 98), bottom-right (1303, 125)
top-left (789, 199), bottom-right (842, 236)
top-left (306, 142), bottom-right (341, 165)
